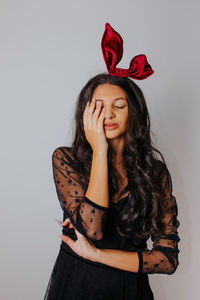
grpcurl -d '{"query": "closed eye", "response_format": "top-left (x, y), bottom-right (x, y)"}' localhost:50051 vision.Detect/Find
top-left (115, 105), bottom-right (126, 109)
top-left (101, 105), bottom-right (126, 109)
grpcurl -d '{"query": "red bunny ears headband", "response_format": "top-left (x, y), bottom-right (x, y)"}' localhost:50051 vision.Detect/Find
top-left (101, 23), bottom-right (154, 80)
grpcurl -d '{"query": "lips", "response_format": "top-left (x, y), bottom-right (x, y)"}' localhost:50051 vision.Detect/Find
top-left (104, 123), bottom-right (118, 130)
top-left (104, 123), bottom-right (118, 126)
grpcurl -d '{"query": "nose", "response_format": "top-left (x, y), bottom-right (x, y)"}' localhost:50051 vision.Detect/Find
top-left (103, 106), bottom-right (115, 118)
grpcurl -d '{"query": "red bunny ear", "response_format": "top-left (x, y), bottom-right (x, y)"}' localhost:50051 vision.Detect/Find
top-left (127, 54), bottom-right (154, 80)
top-left (101, 22), bottom-right (123, 75)
top-left (101, 23), bottom-right (154, 80)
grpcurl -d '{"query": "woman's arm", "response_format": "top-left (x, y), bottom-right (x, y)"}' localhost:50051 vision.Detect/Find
top-left (86, 165), bottom-right (181, 275)
top-left (52, 146), bottom-right (109, 240)
top-left (88, 248), bottom-right (140, 273)
top-left (85, 149), bottom-right (109, 208)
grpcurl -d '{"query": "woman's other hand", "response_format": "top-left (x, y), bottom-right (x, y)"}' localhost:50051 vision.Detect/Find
top-left (60, 218), bottom-right (98, 260)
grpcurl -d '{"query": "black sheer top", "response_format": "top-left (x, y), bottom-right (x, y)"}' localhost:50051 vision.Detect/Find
top-left (52, 146), bottom-right (181, 275)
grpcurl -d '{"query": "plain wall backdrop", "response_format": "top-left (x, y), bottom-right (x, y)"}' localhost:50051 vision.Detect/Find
top-left (1, 0), bottom-right (199, 299)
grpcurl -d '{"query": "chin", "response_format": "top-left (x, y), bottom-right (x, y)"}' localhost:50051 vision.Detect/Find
top-left (105, 128), bottom-right (126, 138)
top-left (105, 131), bottom-right (121, 138)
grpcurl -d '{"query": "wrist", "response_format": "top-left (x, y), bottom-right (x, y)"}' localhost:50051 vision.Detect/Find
top-left (93, 148), bottom-right (108, 156)
top-left (86, 247), bottom-right (101, 262)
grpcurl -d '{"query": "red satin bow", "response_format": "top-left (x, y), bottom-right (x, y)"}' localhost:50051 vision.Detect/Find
top-left (101, 23), bottom-right (154, 80)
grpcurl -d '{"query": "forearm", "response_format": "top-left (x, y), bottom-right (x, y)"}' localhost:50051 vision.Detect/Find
top-left (88, 248), bottom-right (140, 273)
top-left (85, 150), bottom-right (109, 208)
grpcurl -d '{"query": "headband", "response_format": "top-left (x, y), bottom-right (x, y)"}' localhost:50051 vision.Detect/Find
top-left (101, 23), bottom-right (154, 80)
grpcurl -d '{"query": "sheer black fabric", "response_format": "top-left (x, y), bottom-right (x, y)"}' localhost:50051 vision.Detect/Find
top-left (137, 166), bottom-right (181, 275)
top-left (44, 146), bottom-right (180, 299)
top-left (51, 146), bottom-right (108, 240)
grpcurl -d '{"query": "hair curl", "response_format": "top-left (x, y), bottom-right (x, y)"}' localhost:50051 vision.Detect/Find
top-left (69, 73), bottom-right (170, 241)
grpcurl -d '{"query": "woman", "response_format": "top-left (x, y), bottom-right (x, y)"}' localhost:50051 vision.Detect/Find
top-left (44, 73), bottom-right (180, 300)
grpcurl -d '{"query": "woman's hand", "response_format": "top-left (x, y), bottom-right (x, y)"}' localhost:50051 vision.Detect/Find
top-left (60, 218), bottom-right (98, 260)
top-left (83, 98), bottom-right (108, 153)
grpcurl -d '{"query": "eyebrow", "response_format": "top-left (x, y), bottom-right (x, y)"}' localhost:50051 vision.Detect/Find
top-left (95, 97), bottom-right (127, 102)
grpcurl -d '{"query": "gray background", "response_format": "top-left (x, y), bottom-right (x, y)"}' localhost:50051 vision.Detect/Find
top-left (1, 0), bottom-right (199, 299)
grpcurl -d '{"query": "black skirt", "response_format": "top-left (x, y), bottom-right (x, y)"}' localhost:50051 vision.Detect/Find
top-left (44, 244), bottom-right (154, 300)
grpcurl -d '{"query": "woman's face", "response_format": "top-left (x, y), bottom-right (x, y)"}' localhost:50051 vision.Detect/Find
top-left (91, 83), bottom-right (129, 139)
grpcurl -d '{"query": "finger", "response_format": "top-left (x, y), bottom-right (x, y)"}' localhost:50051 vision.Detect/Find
top-left (88, 98), bottom-right (96, 117)
top-left (68, 222), bottom-right (74, 229)
top-left (62, 218), bottom-right (69, 225)
top-left (87, 98), bottom-right (96, 129)
top-left (93, 101), bottom-right (102, 118)
top-left (97, 107), bottom-right (105, 128)
top-left (73, 226), bottom-right (85, 239)
top-left (89, 98), bottom-right (96, 110)
top-left (98, 106), bottom-right (105, 121)
top-left (92, 101), bottom-right (103, 128)
top-left (63, 218), bottom-right (74, 229)
top-left (62, 218), bottom-right (71, 227)
top-left (60, 234), bottom-right (75, 248)
top-left (85, 98), bottom-right (95, 129)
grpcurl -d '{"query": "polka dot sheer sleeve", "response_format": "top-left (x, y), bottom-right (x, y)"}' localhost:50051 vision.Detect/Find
top-left (52, 147), bottom-right (108, 240)
top-left (137, 166), bottom-right (181, 275)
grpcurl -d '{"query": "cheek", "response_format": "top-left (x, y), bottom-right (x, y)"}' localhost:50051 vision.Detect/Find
top-left (118, 116), bottom-right (128, 132)
top-left (121, 112), bottom-right (129, 125)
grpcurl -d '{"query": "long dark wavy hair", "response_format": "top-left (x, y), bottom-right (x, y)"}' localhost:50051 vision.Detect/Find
top-left (69, 72), bottom-right (169, 240)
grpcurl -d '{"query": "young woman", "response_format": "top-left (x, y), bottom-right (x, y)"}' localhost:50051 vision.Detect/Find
top-left (44, 73), bottom-right (180, 300)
